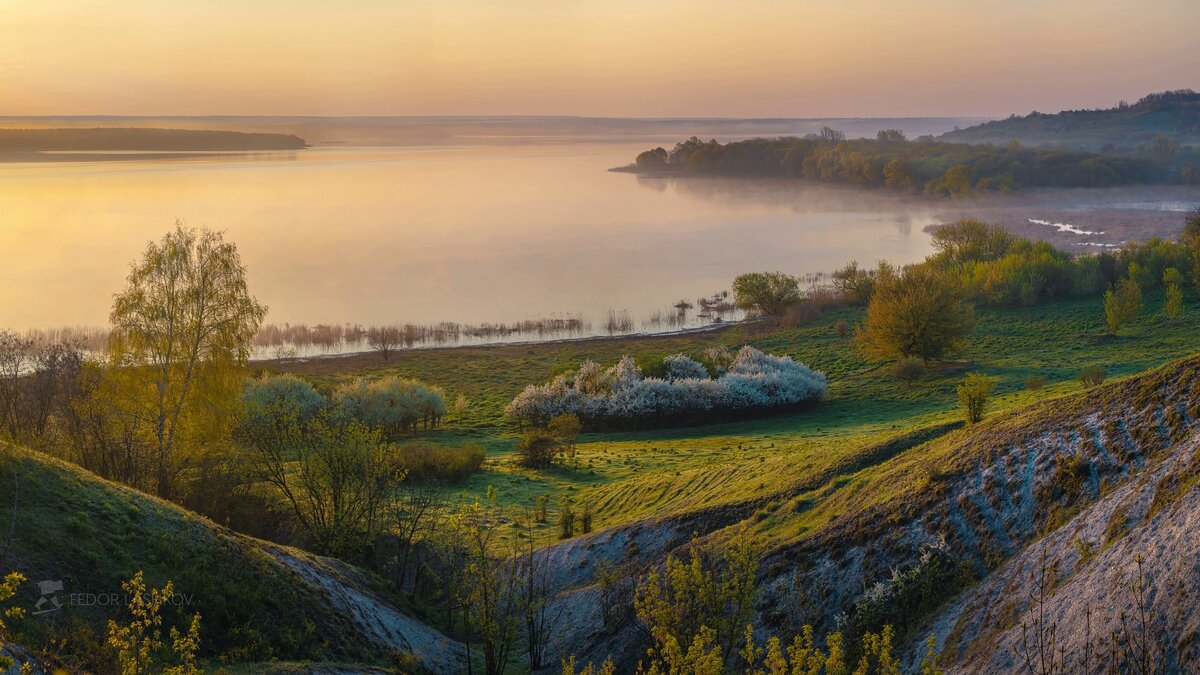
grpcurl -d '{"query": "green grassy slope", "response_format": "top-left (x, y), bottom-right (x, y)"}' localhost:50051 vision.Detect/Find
top-left (0, 445), bottom-right (386, 670)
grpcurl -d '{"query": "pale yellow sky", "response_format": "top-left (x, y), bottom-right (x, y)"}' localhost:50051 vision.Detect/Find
top-left (1, 0), bottom-right (1197, 117)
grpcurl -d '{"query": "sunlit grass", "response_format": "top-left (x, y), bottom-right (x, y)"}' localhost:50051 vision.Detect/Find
top-left (270, 288), bottom-right (1200, 547)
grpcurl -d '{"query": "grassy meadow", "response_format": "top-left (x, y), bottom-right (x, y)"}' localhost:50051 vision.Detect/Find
top-left (264, 287), bottom-right (1200, 548)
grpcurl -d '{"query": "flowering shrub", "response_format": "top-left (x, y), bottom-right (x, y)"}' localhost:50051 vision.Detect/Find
top-left (242, 374), bottom-right (328, 427)
top-left (334, 376), bottom-right (447, 437)
top-left (506, 346), bottom-right (826, 428)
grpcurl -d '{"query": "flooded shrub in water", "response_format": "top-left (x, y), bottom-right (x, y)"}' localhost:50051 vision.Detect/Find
top-left (505, 346), bottom-right (826, 429)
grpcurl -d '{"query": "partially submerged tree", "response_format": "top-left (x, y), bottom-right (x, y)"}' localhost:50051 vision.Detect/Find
top-left (831, 260), bottom-right (877, 305)
top-left (732, 272), bottom-right (801, 316)
top-left (636, 147), bottom-right (669, 171)
top-left (929, 220), bottom-right (1015, 267)
top-left (109, 223), bottom-right (266, 498)
top-left (366, 325), bottom-right (401, 361)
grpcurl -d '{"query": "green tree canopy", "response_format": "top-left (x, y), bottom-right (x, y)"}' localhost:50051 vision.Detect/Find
top-left (731, 272), bottom-right (801, 316)
top-left (930, 220), bottom-right (1015, 267)
top-left (856, 264), bottom-right (974, 363)
top-left (1104, 277), bottom-right (1142, 335)
top-left (109, 222), bottom-right (267, 498)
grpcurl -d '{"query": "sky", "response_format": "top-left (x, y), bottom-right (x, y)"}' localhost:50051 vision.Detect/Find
top-left (2, 0), bottom-right (1198, 118)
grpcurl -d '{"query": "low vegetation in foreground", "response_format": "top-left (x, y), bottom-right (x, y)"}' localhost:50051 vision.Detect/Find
top-left (4, 208), bottom-right (1200, 672)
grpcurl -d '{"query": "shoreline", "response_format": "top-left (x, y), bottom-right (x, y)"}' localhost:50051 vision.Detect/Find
top-left (253, 319), bottom-right (752, 365)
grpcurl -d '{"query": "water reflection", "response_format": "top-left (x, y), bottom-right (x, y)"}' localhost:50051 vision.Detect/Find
top-left (1, 143), bottom-right (940, 335)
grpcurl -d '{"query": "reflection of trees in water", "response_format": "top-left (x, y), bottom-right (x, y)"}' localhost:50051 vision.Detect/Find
top-left (892, 213), bottom-right (913, 236)
top-left (630, 173), bottom-right (929, 214)
top-left (635, 175), bottom-right (669, 192)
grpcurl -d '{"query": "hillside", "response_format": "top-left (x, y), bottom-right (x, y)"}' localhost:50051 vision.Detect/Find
top-left (5, 305), bottom-right (1200, 671)
top-left (941, 90), bottom-right (1200, 150)
top-left (530, 354), bottom-right (1200, 671)
top-left (0, 445), bottom-right (463, 674)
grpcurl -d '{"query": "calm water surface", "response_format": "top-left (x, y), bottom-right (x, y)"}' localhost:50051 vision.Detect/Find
top-left (0, 144), bottom-right (940, 334)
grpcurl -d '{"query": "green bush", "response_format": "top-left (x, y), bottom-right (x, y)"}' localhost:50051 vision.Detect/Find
top-left (390, 442), bottom-right (485, 482)
top-left (516, 429), bottom-right (560, 468)
top-left (957, 372), bottom-right (996, 425)
top-left (241, 374), bottom-right (327, 428)
top-left (334, 376), bottom-right (447, 438)
top-left (890, 357), bottom-right (927, 383)
top-left (1078, 365), bottom-right (1108, 388)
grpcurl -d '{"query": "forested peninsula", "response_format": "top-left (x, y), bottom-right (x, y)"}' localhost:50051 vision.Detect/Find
top-left (621, 91), bottom-right (1200, 197)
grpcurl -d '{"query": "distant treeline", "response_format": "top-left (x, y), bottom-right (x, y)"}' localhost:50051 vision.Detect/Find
top-left (941, 89), bottom-right (1200, 150)
top-left (627, 129), bottom-right (1197, 197)
top-left (0, 127), bottom-right (306, 151)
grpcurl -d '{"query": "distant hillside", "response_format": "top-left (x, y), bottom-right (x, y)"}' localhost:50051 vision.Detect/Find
top-left (0, 127), bottom-right (306, 152)
top-left (0, 445), bottom-right (463, 673)
top-left (942, 89), bottom-right (1200, 150)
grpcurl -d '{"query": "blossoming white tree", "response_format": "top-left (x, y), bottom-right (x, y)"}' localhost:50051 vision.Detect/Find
top-left (506, 347), bottom-right (826, 427)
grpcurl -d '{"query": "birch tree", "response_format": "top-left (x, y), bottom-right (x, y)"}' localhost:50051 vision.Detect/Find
top-left (109, 222), bottom-right (266, 498)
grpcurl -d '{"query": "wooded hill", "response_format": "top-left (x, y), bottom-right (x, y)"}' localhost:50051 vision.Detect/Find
top-left (0, 127), bottom-right (306, 152)
top-left (941, 89), bottom-right (1200, 150)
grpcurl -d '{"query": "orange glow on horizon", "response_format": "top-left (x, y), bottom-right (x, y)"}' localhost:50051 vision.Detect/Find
top-left (1, 0), bottom-right (1198, 118)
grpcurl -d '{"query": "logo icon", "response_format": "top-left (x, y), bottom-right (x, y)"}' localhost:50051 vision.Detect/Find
top-left (32, 579), bottom-right (64, 615)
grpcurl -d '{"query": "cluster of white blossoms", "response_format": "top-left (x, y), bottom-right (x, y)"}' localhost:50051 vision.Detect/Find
top-left (506, 346), bottom-right (826, 425)
top-left (335, 376), bottom-right (448, 436)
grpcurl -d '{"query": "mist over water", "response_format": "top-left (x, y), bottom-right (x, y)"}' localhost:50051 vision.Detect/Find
top-left (0, 141), bottom-right (939, 336)
top-left (2, 118), bottom-right (1194, 347)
